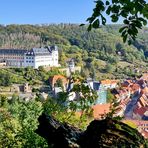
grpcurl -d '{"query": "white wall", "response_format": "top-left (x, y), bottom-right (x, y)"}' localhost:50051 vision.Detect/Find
top-left (34, 55), bottom-right (52, 68)
top-left (51, 50), bottom-right (58, 66)
top-left (24, 49), bottom-right (59, 69)
top-left (24, 56), bottom-right (35, 68)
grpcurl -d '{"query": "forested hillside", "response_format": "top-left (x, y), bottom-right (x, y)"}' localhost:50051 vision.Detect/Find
top-left (0, 24), bottom-right (148, 79)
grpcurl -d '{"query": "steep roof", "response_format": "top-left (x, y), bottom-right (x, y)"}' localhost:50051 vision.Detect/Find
top-left (0, 49), bottom-right (27, 55)
top-left (49, 75), bottom-right (68, 88)
top-left (25, 47), bottom-right (51, 56)
top-left (25, 46), bottom-right (58, 56)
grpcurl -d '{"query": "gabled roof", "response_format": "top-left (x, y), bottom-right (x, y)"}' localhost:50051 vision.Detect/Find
top-left (25, 46), bottom-right (58, 56)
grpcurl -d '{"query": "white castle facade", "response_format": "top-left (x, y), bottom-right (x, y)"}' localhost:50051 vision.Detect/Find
top-left (0, 46), bottom-right (59, 69)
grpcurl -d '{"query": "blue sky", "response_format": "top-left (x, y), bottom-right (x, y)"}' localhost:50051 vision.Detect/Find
top-left (0, 0), bottom-right (95, 24)
top-left (0, 0), bottom-right (147, 25)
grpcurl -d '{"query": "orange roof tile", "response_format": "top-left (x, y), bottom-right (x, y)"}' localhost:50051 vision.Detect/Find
top-left (101, 79), bottom-right (119, 85)
top-left (49, 74), bottom-right (68, 87)
top-left (141, 130), bottom-right (148, 139)
top-left (131, 84), bottom-right (140, 92)
top-left (92, 103), bottom-right (111, 119)
top-left (141, 87), bottom-right (148, 95)
top-left (139, 96), bottom-right (147, 107)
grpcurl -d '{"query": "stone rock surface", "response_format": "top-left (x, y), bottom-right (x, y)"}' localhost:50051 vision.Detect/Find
top-left (36, 113), bottom-right (147, 148)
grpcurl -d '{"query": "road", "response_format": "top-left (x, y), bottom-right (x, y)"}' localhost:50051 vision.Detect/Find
top-left (124, 92), bottom-right (140, 119)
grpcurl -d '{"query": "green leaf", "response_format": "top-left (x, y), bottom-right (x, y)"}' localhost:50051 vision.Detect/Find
top-left (87, 24), bottom-right (92, 31)
top-left (121, 30), bottom-right (127, 37)
top-left (119, 26), bottom-right (127, 33)
top-left (80, 24), bottom-right (85, 26)
top-left (120, 10), bottom-right (128, 18)
top-left (142, 4), bottom-right (148, 19)
top-left (92, 19), bottom-right (100, 28)
top-left (112, 5), bottom-right (120, 13)
top-left (106, 6), bottom-right (111, 15)
top-left (86, 17), bottom-right (95, 23)
top-left (123, 19), bottom-right (129, 24)
top-left (111, 14), bottom-right (119, 22)
top-left (138, 17), bottom-right (147, 26)
top-left (106, 1), bottom-right (110, 5)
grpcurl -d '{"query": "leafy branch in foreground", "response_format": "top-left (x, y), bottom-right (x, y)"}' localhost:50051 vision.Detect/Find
top-left (81, 0), bottom-right (148, 44)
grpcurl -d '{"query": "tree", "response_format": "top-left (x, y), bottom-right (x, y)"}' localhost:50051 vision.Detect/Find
top-left (0, 71), bottom-right (12, 86)
top-left (69, 78), bottom-right (98, 122)
top-left (106, 89), bottom-right (115, 103)
top-left (0, 97), bottom-right (48, 147)
top-left (105, 63), bottom-right (113, 73)
top-left (82, 0), bottom-right (148, 44)
top-left (54, 78), bottom-right (63, 88)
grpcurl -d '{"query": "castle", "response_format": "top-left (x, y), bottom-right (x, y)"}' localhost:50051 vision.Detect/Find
top-left (0, 45), bottom-right (58, 69)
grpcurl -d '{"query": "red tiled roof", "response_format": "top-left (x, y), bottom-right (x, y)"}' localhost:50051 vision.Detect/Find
top-left (134, 107), bottom-right (147, 116)
top-left (139, 96), bottom-right (147, 107)
top-left (131, 84), bottom-right (140, 92)
top-left (92, 104), bottom-right (111, 119)
top-left (141, 130), bottom-right (148, 139)
top-left (49, 75), bottom-right (68, 87)
top-left (100, 79), bottom-right (119, 85)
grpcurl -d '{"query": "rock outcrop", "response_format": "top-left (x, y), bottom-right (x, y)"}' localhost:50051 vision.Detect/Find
top-left (36, 113), bottom-right (147, 148)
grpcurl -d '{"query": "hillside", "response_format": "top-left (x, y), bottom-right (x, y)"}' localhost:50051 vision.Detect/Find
top-left (0, 24), bottom-right (147, 79)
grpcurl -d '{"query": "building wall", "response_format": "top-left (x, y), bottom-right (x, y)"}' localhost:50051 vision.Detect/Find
top-left (95, 89), bottom-right (107, 104)
top-left (24, 55), bottom-right (35, 68)
top-left (0, 54), bottom-right (24, 67)
top-left (0, 49), bottom-right (26, 67)
top-left (51, 50), bottom-right (58, 66)
top-left (34, 55), bottom-right (53, 69)
top-left (0, 46), bottom-right (59, 69)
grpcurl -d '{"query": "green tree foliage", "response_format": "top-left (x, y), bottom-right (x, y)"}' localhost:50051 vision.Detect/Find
top-left (0, 24), bottom-right (147, 79)
top-left (105, 63), bottom-right (113, 73)
top-left (54, 78), bottom-right (63, 88)
top-left (43, 76), bottom-right (98, 129)
top-left (106, 89), bottom-right (115, 103)
top-left (70, 83), bottom-right (97, 115)
top-left (0, 96), bottom-right (48, 147)
top-left (0, 71), bottom-right (12, 86)
top-left (84, 0), bottom-right (148, 43)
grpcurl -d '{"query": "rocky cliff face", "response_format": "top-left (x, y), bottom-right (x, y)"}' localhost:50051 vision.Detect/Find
top-left (36, 114), bottom-right (147, 148)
